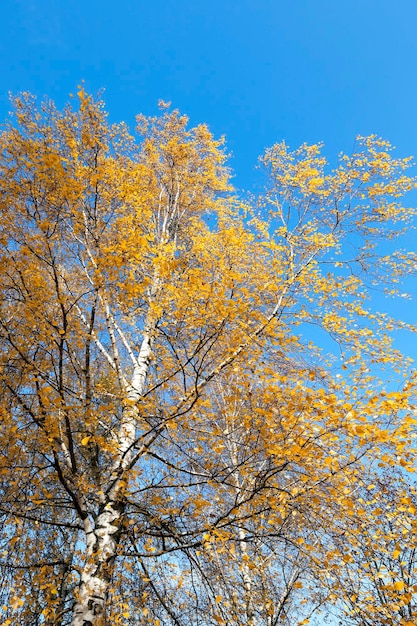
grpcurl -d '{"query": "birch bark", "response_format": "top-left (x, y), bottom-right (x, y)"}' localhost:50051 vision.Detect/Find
top-left (227, 424), bottom-right (256, 626)
top-left (70, 326), bottom-right (153, 625)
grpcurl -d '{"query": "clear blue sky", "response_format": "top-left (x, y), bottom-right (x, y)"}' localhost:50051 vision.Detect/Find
top-left (1, 0), bottom-right (416, 357)
top-left (2, 0), bottom-right (417, 185)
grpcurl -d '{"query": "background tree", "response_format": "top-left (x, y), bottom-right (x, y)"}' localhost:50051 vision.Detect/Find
top-left (318, 469), bottom-right (417, 626)
top-left (0, 91), bottom-right (415, 625)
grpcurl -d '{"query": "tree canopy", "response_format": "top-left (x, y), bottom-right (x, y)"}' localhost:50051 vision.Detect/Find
top-left (0, 90), bottom-right (416, 626)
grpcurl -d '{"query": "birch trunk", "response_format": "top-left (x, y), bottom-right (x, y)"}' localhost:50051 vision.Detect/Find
top-left (228, 431), bottom-right (256, 626)
top-left (70, 502), bottom-right (124, 625)
top-left (70, 328), bottom-right (153, 625)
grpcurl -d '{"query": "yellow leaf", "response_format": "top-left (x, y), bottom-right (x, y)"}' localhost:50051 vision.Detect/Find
top-left (393, 545), bottom-right (401, 559)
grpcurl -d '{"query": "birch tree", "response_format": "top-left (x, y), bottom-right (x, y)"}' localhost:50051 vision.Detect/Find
top-left (0, 90), bottom-right (416, 625)
top-left (320, 470), bottom-right (417, 626)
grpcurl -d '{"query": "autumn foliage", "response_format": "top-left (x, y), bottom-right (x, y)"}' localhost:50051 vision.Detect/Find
top-left (0, 90), bottom-right (416, 625)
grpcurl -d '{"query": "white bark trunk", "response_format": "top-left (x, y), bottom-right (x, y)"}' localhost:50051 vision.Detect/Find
top-left (238, 525), bottom-right (255, 626)
top-left (70, 328), bottom-right (153, 625)
top-left (228, 430), bottom-right (256, 626)
top-left (71, 503), bottom-right (122, 625)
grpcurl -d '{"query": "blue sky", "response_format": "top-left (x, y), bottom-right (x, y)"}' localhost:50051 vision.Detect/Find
top-left (2, 0), bottom-right (417, 185)
top-left (1, 0), bottom-right (417, 358)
